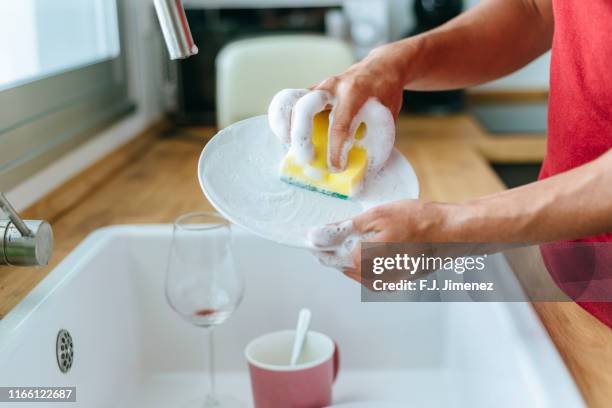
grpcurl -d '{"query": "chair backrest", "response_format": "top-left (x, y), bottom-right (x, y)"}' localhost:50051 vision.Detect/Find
top-left (216, 35), bottom-right (354, 128)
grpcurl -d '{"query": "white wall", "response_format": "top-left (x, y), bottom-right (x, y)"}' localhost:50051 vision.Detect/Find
top-left (389, 0), bottom-right (550, 90)
top-left (34, 0), bottom-right (120, 75)
top-left (7, 0), bottom-right (165, 211)
top-left (0, 2), bottom-right (39, 88)
top-left (0, 0), bottom-right (121, 89)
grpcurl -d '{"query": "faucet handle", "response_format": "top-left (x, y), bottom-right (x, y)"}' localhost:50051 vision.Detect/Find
top-left (0, 193), bottom-right (53, 267)
top-left (0, 192), bottom-right (33, 237)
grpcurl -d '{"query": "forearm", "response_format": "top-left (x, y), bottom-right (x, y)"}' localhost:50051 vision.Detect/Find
top-left (378, 0), bottom-right (553, 91)
top-left (442, 149), bottom-right (612, 243)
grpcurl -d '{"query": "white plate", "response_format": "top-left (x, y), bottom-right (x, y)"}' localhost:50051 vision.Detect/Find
top-left (198, 115), bottom-right (419, 248)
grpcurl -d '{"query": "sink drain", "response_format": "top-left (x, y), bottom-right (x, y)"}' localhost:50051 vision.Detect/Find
top-left (56, 329), bottom-right (74, 373)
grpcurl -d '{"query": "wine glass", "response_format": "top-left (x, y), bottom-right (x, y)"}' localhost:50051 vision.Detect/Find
top-left (165, 212), bottom-right (245, 408)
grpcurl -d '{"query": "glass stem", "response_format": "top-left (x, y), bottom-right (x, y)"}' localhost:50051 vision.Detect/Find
top-left (206, 327), bottom-right (217, 403)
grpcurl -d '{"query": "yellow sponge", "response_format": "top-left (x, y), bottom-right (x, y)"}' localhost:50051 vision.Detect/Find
top-left (280, 111), bottom-right (367, 199)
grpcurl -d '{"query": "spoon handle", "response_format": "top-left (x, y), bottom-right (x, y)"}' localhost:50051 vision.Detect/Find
top-left (290, 308), bottom-right (312, 366)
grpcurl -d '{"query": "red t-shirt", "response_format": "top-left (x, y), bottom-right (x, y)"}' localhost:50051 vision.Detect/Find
top-left (540, 1), bottom-right (612, 327)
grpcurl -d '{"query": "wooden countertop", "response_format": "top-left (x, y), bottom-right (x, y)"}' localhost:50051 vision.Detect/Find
top-left (1, 114), bottom-right (610, 407)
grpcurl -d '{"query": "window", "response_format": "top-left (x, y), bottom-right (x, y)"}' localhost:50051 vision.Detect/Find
top-left (0, 0), bottom-right (133, 190)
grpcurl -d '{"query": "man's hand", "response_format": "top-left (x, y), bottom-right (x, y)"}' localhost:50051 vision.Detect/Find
top-left (309, 149), bottom-right (612, 285)
top-left (309, 200), bottom-right (453, 283)
top-left (315, 45), bottom-right (408, 170)
top-left (312, 0), bottom-right (553, 172)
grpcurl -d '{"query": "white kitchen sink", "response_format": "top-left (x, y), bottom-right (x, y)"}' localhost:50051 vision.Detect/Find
top-left (0, 226), bottom-right (584, 407)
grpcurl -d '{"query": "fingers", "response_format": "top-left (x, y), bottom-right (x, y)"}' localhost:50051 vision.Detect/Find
top-left (312, 249), bottom-right (355, 270)
top-left (268, 89), bottom-right (309, 146)
top-left (312, 251), bottom-right (361, 285)
top-left (328, 85), bottom-right (367, 172)
top-left (309, 219), bottom-right (360, 275)
top-left (353, 99), bottom-right (396, 176)
top-left (309, 205), bottom-right (388, 274)
top-left (342, 268), bottom-right (362, 284)
top-left (309, 203), bottom-right (391, 253)
top-left (318, 76), bottom-right (369, 172)
top-left (310, 217), bottom-right (378, 284)
top-left (308, 220), bottom-right (354, 249)
top-left (352, 205), bottom-right (386, 235)
top-left (289, 90), bottom-right (333, 165)
top-left (270, 79), bottom-right (371, 173)
top-left (346, 240), bottom-right (363, 279)
top-left (316, 75), bottom-right (340, 93)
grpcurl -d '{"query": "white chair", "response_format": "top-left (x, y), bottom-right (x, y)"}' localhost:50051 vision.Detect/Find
top-left (216, 35), bottom-right (354, 128)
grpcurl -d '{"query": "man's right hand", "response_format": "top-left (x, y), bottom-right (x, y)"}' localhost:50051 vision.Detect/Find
top-left (314, 44), bottom-right (407, 170)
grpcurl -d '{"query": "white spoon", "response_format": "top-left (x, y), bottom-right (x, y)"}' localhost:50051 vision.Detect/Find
top-left (290, 308), bottom-right (312, 366)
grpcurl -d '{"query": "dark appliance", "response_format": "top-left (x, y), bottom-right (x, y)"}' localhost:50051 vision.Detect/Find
top-left (402, 0), bottom-right (464, 113)
top-left (173, 7), bottom-right (337, 125)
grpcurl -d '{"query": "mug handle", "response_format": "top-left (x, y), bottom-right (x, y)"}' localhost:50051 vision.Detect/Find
top-left (332, 342), bottom-right (340, 382)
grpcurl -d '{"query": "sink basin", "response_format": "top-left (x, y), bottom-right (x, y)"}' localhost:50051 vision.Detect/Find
top-left (0, 226), bottom-right (584, 407)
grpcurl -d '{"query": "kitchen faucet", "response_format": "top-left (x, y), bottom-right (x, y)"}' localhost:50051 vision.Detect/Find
top-left (1, 1), bottom-right (197, 268)
top-left (0, 193), bottom-right (53, 266)
top-left (153, 0), bottom-right (199, 60)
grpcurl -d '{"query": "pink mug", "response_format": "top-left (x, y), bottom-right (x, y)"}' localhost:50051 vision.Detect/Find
top-left (245, 330), bottom-right (340, 408)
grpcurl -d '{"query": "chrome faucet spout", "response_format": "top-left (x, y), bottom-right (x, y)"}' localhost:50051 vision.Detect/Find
top-left (153, 0), bottom-right (198, 60)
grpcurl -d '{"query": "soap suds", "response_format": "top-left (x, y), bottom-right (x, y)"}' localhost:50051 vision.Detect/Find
top-left (309, 220), bottom-right (376, 268)
top-left (313, 250), bottom-right (355, 269)
top-left (268, 89), bottom-right (395, 195)
top-left (308, 220), bottom-right (355, 249)
top-left (347, 98), bottom-right (395, 181)
top-left (303, 165), bottom-right (324, 181)
top-left (268, 88), bottom-right (308, 146)
top-left (289, 90), bottom-right (334, 165)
